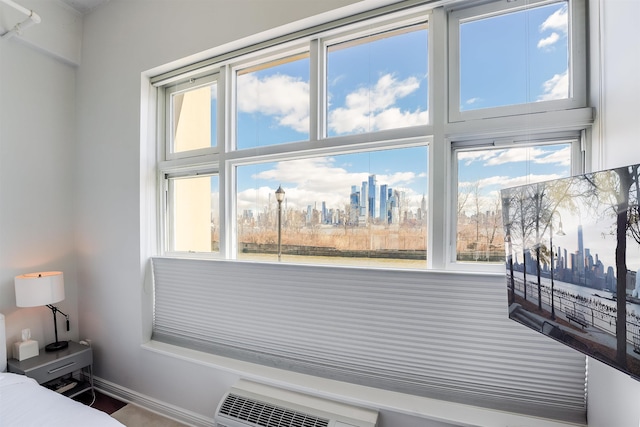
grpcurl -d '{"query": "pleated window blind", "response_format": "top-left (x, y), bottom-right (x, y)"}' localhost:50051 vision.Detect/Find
top-left (151, 257), bottom-right (587, 424)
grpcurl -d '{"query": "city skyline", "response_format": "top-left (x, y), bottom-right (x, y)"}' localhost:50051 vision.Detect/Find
top-left (515, 223), bottom-right (640, 293)
top-left (238, 172), bottom-right (427, 228)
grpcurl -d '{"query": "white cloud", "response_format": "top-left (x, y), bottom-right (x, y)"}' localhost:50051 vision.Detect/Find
top-left (465, 97), bottom-right (481, 105)
top-left (534, 146), bottom-right (571, 166)
top-left (459, 173), bottom-right (566, 192)
top-left (241, 158), bottom-right (365, 211)
top-left (237, 156), bottom-right (424, 213)
top-left (459, 145), bottom-right (570, 168)
top-left (538, 69), bottom-right (568, 101)
top-left (328, 74), bottom-right (426, 134)
top-left (485, 148), bottom-right (540, 166)
top-left (537, 32), bottom-right (560, 49)
top-left (236, 73), bottom-right (309, 133)
top-left (485, 147), bottom-right (560, 167)
top-left (539, 5), bottom-right (568, 35)
top-left (458, 150), bottom-right (500, 167)
top-left (235, 72), bottom-right (426, 136)
top-left (537, 5), bottom-right (567, 50)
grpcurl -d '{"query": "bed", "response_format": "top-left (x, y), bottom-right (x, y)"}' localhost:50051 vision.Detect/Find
top-left (0, 371), bottom-right (124, 426)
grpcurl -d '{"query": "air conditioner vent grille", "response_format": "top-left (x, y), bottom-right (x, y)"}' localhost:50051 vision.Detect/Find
top-left (219, 393), bottom-right (330, 427)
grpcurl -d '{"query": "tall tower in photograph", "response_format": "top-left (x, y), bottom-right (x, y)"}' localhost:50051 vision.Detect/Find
top-left (577, 224), bottom-right (585, 278)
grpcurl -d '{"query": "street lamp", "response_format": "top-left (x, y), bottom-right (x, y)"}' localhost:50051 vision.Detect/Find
top-left (275, 185), bottom-right (285, 262)
top-left (549, 212), bottom-right (566, 320)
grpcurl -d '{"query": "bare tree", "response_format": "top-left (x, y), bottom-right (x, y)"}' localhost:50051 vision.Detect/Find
top-left (575, 165), bottom-right (640, 369)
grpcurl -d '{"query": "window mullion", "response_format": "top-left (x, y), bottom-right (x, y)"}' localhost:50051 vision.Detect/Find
top-left (216, 65), bottom-right (233, 258)
top-left (310, 39), bottom-right (321, 142)
top-left (429, 6), bottom-right (448, 270)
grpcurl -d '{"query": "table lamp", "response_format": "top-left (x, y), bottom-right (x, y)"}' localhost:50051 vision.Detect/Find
top-left (15, 271), bottom-right (69, 352)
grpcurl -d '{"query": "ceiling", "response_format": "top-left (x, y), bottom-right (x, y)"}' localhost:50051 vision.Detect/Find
top-left (59, 0), bottom-right (110, 14)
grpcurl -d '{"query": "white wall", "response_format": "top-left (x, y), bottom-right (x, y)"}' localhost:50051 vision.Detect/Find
top-left (587, 1), bottom-right (640, 426)
top-left (0, 0), bottom-right (79, 358)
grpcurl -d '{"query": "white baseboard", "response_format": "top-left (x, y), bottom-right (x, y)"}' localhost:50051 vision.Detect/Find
top-left (93, 376), bottom-right (214, 427)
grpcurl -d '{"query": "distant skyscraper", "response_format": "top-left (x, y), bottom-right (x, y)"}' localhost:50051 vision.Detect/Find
top-left (350, 185), bottom-right (359, 225)
top-left (321, 201), bottom-right (327, 224)
top-left (360, 181), bottom-right (368, 219)
top-left (368, 174), bottom-right (378, 219)
top-left (577, 224), bottom-right (585, 275)
top-left (379, 184), bottom-right (388, 221)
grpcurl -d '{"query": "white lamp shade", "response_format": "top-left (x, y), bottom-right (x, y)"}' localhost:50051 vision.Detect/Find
top-left (15, 271), bottom-right (65, 307)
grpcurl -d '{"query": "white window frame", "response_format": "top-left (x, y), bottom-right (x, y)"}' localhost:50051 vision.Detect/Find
top-left (448, 0), bottom-right (587, 123)
top-left (155, 0), bottom-right (592, 272)
top-left (164, 72), bottom-right (221, 160)
top-left (449, 131), bottom-right (586, 271)
top-left (231, 41), bottom-right (311, 151)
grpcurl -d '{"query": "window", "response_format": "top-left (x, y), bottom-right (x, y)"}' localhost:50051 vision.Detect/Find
top-left (236, 147), bottom-right (428, 267)
top-left (158, 8), bottom-right (431, 267)
top-left (166, 74), bottom-right (218, 157)
top-left (236, 53), bottom-right (310, 149)
top-left (454, 139), bottom-right (578, 263)
top-left (155, 0), bottom-right (589, 268)
top-left (449, 0), bottom-right (586, 121)
top-left (165, 173), bottom-right (219, 254)
top-left (326, 24), bottom-right (428, 137)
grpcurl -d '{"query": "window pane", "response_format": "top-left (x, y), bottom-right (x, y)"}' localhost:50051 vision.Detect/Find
top-left (236, 147), bottom-right (428, 268)
top-left (326, 25), bottom-right (428, 137)
top-left (236, 54), bottom-right (310, 149)
top-left (170, 175), bottom-right (219, 253)
top-left (459, 1), bottom-right (569, 111)
top-left (172, 83), bottom-right (217, 153)
top-left (456, 143), bottom-right (572, 263)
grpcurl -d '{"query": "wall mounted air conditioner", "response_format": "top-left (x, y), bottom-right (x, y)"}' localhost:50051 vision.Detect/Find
top-left (214, 379), bottom-right (378, 427)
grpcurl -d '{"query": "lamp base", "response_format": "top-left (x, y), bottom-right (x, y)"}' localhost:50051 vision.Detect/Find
top-left (45, 340), bottom-right (68, 352)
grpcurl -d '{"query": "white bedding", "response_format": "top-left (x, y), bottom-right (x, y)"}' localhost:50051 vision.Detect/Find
top-left (0, 372), bottom-right (124, 427)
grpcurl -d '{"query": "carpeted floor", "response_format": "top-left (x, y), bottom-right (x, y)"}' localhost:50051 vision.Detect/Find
top-left (110, 404), bottom-right (190, 427)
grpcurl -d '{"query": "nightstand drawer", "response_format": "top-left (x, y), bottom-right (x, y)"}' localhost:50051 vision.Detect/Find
top-left (8, 342), bottom-right (93, 385)
top-left (28, 350), bottom-right (92, 384)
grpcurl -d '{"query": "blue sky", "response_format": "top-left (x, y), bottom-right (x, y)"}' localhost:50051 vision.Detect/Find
top-left (460, 2), bottom-right (568, 109)
top-left (229, 2), bottom-right (569, 216)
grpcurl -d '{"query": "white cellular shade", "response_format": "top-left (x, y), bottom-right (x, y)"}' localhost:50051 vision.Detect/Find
top-left (15, 271), bottom-right (65, 307)
top-left (151, 257), bottom-right (587, 424)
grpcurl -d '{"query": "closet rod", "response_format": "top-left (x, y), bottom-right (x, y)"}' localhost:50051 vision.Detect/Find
top-left (1, 0), bottom-right (41, 40)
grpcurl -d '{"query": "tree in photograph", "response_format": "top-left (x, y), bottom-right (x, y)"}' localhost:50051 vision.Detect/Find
top-left (505, 178), bottom-right (573, 308)
top-left (502, 188), bottom-right (516, 303)
top-left (609, 165), bottom-right (638, 369)
top-left (506, 184), bottom-right (537, 301)
top-left (532, 183), bottom-right (548, 310)
top-left (531, 178), bottom-right (576, 311)
top-left (583, 164), bottom-right (640, 369)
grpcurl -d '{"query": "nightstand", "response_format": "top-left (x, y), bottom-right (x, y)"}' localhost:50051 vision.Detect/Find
top-left (7, 341), bottom-right (94, 399)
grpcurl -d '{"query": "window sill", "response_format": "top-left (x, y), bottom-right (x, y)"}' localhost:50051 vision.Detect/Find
top-left (142, 340), bottom-right (583, 427)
